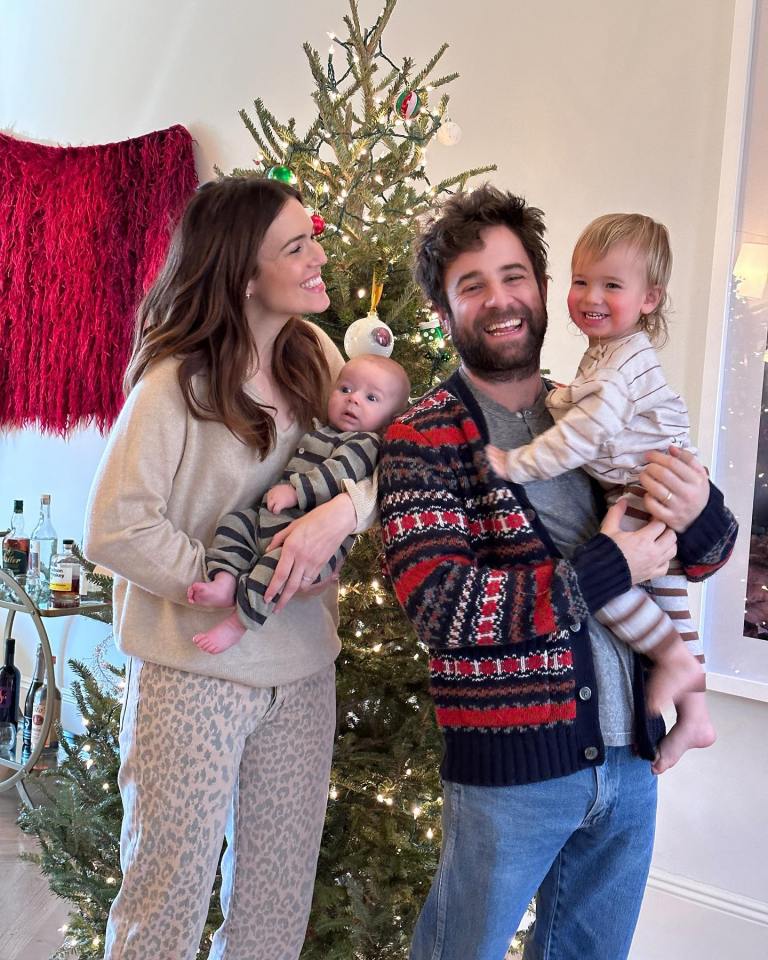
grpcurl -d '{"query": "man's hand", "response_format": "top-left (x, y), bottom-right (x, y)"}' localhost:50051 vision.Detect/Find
top-left (266, 483), bottom-right (299, 514)
top-left (600, 498), bottom-right (677, 583)
top-left (639, 447), bottom-right (709, 533)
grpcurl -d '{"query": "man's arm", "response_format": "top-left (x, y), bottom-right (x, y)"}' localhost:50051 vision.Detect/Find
top-left (379, 420), bottom-right (640, 651)
top-left (639, 447), bottom-right (738, 580)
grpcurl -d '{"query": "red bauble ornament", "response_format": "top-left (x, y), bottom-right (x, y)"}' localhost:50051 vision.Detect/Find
top-left (311, 213), bottom-right (326, 237)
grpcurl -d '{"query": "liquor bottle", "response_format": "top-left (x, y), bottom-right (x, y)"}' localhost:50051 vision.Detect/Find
top-left (31, 655), bottom-right (61, 770)
top-left (3, 500), bottom-right (29, 578)
top-left (50, 540), bottom-right (81, 608)
top-left (0, 637), bottom-right (21, 736)
top-left (29, 495), bottom-right (58, 599)
top-left (21, 644), bottom-right (45, 764)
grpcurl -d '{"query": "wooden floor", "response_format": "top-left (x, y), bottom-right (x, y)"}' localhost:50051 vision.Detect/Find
top-left (0, 787), bottom-right (70, 960)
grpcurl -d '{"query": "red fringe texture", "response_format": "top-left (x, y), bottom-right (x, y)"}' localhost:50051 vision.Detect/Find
top-left (0, 125), bottom-right (198, 434)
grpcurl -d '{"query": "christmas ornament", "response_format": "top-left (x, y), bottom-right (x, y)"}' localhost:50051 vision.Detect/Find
top-left (395, 90), bottom-right (421, 120)
top-left (344, 313), bottom-right (394, 358)
top-left (311, 213), bottom-right (326, 236)
top-left (436, 120), bottom-right (462, 147)
top-left (267, 165), bottom-right (297, 185)
top-left (344, 272), bottom-right (394, 358)
top-left (419, 314), bottom-right (445, 343)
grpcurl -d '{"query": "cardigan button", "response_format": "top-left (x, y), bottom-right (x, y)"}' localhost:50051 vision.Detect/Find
top-left (584, 746), bottom-right (599, 761)
top-left (569, 621), bottom-right (581, 633)
top-left (578, 686), bottom-right (592, 701)
top-left (523, 509), bottom-right (536, 522)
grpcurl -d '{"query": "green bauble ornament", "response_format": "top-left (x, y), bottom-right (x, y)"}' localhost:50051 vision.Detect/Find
top-left (267, 165), bottom-right (297, 185)
top-left (395, 89), bottom-right (421, 119)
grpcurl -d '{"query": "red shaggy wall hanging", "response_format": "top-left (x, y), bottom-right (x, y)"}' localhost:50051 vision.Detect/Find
top-left (0, 124), bottom-right (198, 434)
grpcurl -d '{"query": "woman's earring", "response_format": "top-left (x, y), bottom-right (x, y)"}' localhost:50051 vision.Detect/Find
top-left (245, 291), bottom-right (252, 300)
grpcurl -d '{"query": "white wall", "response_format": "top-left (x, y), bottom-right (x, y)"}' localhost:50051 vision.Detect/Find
top-left (2, 1), bottom-right (765, 956)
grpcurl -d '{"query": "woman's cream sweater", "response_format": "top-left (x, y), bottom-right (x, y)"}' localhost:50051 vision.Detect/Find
top-left (83, 326), bottom-right (376, 687)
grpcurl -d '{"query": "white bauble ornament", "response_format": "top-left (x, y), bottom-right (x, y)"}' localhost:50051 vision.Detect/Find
top-left (436, 121), bottom-right (462, 146)
top-left (344, 311), bottom-right (395, 358)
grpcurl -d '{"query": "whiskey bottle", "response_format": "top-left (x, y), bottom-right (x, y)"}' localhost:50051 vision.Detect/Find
top-left (3, 500), bottom-right (29, 578)
top-left (50, 540), bottom-right (81, 608)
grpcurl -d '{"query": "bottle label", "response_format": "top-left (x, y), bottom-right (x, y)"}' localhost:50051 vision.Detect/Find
top-left (28, 542), bottom-right (40, 578)
top-left (3, 540), bottom-right (29, 576)
top-left (50, 561), bottom-right (77, 591)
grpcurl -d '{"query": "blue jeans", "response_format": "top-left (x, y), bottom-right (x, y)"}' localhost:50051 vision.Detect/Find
top-left (410, 747), bottom-right (657, 960)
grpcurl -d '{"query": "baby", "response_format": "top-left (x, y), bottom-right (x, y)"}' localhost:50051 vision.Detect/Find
top-left (486, 213), bottom-right (715, 774)
top-left (188, 354), bottom-right (410, 653)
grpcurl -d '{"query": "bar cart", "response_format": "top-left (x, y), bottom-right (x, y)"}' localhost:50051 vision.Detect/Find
top-left (0, 567), bottom-right (111, 807)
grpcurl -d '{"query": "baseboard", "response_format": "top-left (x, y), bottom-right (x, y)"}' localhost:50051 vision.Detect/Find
top-left (647, 867), bottom-right (768, 927)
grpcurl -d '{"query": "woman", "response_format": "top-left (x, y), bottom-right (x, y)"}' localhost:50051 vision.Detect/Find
top-left (84, 177), bottom-right (376, 959)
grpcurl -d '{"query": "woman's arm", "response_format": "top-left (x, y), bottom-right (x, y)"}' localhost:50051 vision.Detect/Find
top-left (83, 365), bottom-right (207, 603)
top-left (263, 492), bottom-right (358, 610)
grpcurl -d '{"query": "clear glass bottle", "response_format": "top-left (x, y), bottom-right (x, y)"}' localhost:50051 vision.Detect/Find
top-left (31, 654), bottom-right (61, 770)
top-left (21, 644), bottom-right (45, 764)
top-left (3, 500), bottom-right (29, 578)
top-left (49, 539), bottom-right (81, 608)
top-left (29, 494), bottom-right (58, 601)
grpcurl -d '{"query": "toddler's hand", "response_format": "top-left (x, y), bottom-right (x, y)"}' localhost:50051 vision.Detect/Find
top-left (266, 483), bottom-right (299, 514)
top-left (485, 444), bottom-right (511, 480)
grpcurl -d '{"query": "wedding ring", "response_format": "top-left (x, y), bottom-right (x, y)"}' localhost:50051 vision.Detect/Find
top-left (301, 575), bottom-right (313, 582)
top-left (663, 489), bottom-right (672, 503)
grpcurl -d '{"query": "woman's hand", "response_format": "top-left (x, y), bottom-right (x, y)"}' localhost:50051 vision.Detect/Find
top-left (263, 493), bottom-right (357, 611)
top-left (639, 447), bottom-right (710, 533)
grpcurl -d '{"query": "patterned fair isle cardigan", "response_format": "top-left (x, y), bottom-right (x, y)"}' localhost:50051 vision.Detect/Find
top-left (378, 371), bottom-right (738, 787)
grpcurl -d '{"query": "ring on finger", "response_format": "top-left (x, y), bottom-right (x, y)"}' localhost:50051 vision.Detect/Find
top-left (663, 489), bottom-right (672, 503)
top-left (301, 575), bottom-right (314, 582)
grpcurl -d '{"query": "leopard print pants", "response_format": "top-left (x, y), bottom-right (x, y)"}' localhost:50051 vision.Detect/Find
top-left (103, 659), bottom-right (336, 959)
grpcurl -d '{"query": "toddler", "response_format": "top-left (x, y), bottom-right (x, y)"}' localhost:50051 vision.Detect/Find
top-left (188, 354), bottom-right (410, 653)
top-left (486, 213), bottom-right (715, 773)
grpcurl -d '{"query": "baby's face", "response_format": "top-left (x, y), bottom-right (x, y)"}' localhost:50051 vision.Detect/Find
top-left (328, 358), bottom-right (403, 433)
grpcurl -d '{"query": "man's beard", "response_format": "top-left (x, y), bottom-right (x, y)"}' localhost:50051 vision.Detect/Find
top-left (447, 303), bottom-right (548, 383)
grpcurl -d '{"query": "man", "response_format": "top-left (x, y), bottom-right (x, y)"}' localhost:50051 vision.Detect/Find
top-left (378, 185), bottom-right (737, 960)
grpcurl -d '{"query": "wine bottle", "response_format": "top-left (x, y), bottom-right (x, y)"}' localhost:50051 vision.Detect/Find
top-left (21, 644), bottom-right (45, 764)
top-left (3, 500), bottom-right (29, 577)
top-left (0, 637), bottom-right (21, 736)
top-left (31, 655), bottom-right (61, 770)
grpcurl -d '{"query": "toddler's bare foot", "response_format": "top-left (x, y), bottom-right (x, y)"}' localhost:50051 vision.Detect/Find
top-left (192, 613), bottom-right (245, 654)
top-left (652, 716), bottom-right (716, 775)
top-left (187, 572), bottom-right (236, 608)
top-left (645, 643), bottom-right (705, 715)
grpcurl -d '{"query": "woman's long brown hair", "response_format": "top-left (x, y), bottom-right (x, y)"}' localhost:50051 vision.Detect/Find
top-left (124, 177), bottom-right (331, 457)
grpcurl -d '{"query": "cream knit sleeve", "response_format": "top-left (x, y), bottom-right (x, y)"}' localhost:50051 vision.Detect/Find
top-left (83, 362), bottom-right (207, 604)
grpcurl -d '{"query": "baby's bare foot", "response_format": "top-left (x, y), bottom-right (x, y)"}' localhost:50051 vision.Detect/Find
top-left (187, 574), bottom-right (236, 608)
top-left (192, 613), bottom-right (245, 654)
top-left (652, 717), bottom-right (716, 775)
top-left (646, 645), bottom-right (705, 715)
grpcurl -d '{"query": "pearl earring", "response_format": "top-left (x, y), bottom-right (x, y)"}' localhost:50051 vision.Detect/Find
top-left (245, 291), bottom-right (252, 300)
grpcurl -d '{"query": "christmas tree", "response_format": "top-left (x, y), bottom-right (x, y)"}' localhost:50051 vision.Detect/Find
top-left (19, 1), bottom-right (509, 956)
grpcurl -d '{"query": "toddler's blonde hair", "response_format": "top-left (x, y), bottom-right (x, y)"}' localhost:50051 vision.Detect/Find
top-left (571, 213), bottom-right (672, 346)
